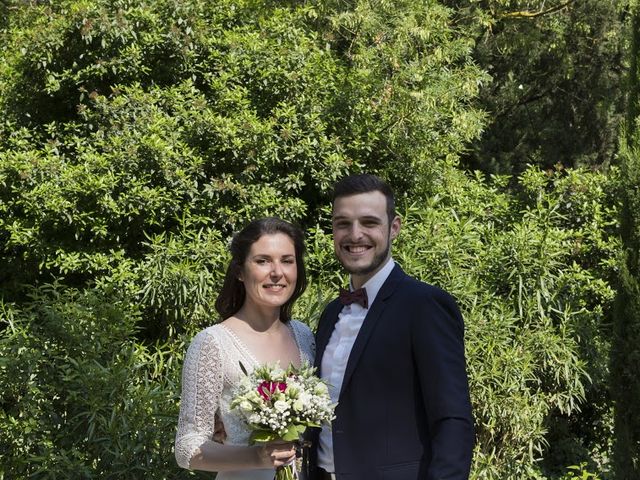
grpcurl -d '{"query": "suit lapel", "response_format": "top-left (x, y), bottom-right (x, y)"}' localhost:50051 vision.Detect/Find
top-left (338, 265), bottom-right (405, 398)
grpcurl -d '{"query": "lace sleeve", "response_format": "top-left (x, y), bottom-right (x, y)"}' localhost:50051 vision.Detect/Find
top-left (175, 328), bottom-right (224, 469)
top-left (291, 320), bottom-right (316, 363)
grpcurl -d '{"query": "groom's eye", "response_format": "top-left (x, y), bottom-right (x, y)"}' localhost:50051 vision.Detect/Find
top-left (361, 216), bottom-right (382, 227)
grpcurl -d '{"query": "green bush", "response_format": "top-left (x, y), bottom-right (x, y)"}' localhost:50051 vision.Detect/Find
top-left (0, 0), bottom-right (486, 304)
top-left (0, 285), bottom-right (201, 479)
top-left (611, 133), bottom-right (640, 478)
top-left (611, 5), bottom-right (640, 475)
top-left (391, 167), bottom-right (618, 478)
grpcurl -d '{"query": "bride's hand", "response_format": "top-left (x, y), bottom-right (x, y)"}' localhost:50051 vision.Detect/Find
top-left (213, 413), bottom-right (227, 443)
top-left (256, 440), bottom-right (296, 468)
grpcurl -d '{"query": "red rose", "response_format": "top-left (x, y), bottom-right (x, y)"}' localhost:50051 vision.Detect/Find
top-left (257, 381), bottom-right (287, 400)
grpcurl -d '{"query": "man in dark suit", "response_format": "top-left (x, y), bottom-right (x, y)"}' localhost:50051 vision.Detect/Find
top-left (309, 174), bottom-right (474, 480)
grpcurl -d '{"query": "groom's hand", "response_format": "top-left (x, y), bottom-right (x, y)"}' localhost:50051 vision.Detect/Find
top-left (257, 440), bottom-right (296, 468)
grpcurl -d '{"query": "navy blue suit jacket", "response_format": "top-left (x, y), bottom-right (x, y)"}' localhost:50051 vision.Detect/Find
top-left (308, 265), bottom-right (474, 480)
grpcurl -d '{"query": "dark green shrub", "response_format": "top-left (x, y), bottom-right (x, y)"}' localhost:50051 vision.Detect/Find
top-left (612, 132), bottom-right (640, 479)
top-left (0, 284), bottom-right (200, 479)
top-left (390, 167), bottom-right (617, 478)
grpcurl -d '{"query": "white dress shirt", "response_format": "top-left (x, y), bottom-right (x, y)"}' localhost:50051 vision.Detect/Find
top-left (317, 257), bottom-right (396, 473)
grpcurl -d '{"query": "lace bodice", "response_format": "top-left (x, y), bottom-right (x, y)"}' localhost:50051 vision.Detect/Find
top-left (175, 320), bottom-right (316, 472)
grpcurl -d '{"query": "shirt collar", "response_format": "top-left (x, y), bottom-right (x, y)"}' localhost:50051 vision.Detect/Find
top-left (349, 257), bottom-right (395, 308)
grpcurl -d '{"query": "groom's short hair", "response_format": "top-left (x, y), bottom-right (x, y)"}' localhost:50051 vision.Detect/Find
top-left (332, 174), bottom-right (396, 223)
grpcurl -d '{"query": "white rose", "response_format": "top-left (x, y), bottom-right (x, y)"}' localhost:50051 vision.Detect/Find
top-left (239, 400), bottom-right (253, 412)
top-left (274, 400), bottom-right (289, 413)
top-left (298, 392), bottom-right (312, 406)
top-left (249, 413), bottom-right (261, 424)
top-left (314, 382), bottom-right (329, 396)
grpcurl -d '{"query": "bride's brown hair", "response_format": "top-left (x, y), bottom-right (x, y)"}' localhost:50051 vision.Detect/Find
top-left (215, 217), bottom-right (307, 322)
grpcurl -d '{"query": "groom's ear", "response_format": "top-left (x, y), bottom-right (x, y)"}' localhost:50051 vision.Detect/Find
top-left (389, 215), bottom-right (401, 241)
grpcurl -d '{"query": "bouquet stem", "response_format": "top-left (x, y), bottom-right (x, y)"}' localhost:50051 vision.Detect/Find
top-left (275, 463), bottom-right (297, 480)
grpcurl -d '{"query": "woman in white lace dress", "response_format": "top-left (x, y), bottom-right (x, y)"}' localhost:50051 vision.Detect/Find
top-left (175, 217), bottom-right (315, 479)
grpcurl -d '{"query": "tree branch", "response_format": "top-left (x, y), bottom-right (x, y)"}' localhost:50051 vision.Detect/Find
top-left (500, 0), bottom-right (575, 19)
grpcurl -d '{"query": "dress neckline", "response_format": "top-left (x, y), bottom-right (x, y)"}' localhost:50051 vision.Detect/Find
top-left (219, 321), bottom-right (304, 368)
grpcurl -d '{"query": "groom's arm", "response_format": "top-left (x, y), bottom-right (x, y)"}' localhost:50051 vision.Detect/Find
top-left (411, 286), bottom-right (474, 480)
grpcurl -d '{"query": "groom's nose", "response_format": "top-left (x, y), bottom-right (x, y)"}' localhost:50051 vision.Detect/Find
top-left (348, 222), bottom-right (365, 240)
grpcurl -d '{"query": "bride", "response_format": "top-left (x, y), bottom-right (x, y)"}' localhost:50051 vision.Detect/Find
top-left (175, 217), bottom-right (315, 479)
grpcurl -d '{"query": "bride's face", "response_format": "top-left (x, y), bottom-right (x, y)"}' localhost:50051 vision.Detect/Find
top-left (239, 233), bottom-right (298, 311)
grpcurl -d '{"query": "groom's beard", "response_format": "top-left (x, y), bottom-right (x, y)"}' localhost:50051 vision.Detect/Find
top-left (343, 238), bottom-right (391, 276)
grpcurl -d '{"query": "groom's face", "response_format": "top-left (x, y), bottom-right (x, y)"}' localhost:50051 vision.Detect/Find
top-left (332, 191), bottom-right (400, 286)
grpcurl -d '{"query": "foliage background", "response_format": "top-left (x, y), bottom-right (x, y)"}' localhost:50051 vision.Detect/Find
top-left (0, 0), bottom-right (636, 479)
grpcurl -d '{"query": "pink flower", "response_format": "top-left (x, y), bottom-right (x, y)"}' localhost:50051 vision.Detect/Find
top-left (257, 381), bottom-right (287, 400)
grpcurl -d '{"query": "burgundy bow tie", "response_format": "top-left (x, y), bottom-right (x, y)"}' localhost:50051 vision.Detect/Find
top-left (339, 287), bottom-right (368, 308)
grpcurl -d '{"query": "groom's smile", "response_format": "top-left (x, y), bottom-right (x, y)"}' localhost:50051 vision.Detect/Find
top-left (343, 244), bottom-right (372, 254)
top-left (345, 245), bottom-right (371, 255)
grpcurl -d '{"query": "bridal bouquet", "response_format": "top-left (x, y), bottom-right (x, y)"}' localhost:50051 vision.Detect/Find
top-left (231, 362), bottom-right (335, 480)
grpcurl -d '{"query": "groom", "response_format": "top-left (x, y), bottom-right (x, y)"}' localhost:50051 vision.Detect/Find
top-left (308, 174), bottom-right (474, 479)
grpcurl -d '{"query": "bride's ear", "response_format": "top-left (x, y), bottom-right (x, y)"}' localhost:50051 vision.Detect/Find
top-left (235, 263), bottom-right (244, 282)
